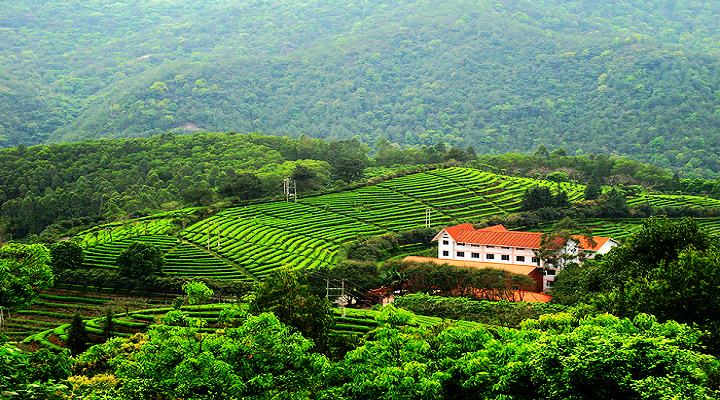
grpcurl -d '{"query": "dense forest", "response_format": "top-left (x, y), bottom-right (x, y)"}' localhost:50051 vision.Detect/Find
top-left (4, 0), bottom-right (720, 177)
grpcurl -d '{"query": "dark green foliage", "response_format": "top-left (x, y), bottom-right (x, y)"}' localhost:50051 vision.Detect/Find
top-left (102, 309), bottom-right (116, 340)
top-left (584, 176), bottom-right (602, 200)
top-left (249, 268), bottom-right (335, 353)
top-left (116, 242), bottom-right (165, 279)
top-left (394, 293), bottom-right (569, 327)
top-left (381, 261), bottom-right (536, 301)
top-left (217, 172), bottom-right (263, 200)
top-left (67, 312), bottom-right (89, 356)
top-left (0, 344), bottom-right (72, 399)
top-left (291, 164), bottom-right (319, 192)
top-left (307, 261), bottom-right (383, 306)
top-left (343, 227), bottom-right (439, 262)
top-left (533, 144), bottom-right (551, 158)
top-left (328, 139), bottom-right (369, 182)
top-left (599, 188), bottom-right (631, 218)
top-left (521, 187), bottom-right (570, 211)
top-left (553, 216), bottom-right (720, 354)
top-left (54, 268), bottom-right (253, 296)
top-left (600, 248), bottom-right (720, 326)
top-left (600, 216), bottom-right (713, 282)
top-left (556, 216), bottom-right (715, 300)
top-left (546, 171), bottom-right (568, 182)
top-left (181, 182), bottom-right (214, 206)
top-left (0, 243), bottom-right (54, 308)
top-left (50, 241), bottom-right (85, 270)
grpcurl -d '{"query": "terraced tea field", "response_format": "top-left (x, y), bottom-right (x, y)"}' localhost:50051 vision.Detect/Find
top-left (7, 288), bottom-right (176, 349)
top-left (74, 167), bottom-right (720, 281)
top-left (628, 193), bottom-right (720, 209)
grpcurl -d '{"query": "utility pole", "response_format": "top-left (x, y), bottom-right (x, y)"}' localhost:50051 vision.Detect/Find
top-left (283, 178), bottom-right (297, 203)
top-left (325, 278), bottom-right (347, 315)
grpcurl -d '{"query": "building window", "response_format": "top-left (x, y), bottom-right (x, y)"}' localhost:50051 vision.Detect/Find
top-left (532, 257), bottom-right (540, 264)
top-left (546, 269), bottom-right (556, 276)
top-left (457, 242), bottom-right (465, 246)
top-left (501, 246), bottom-right (510, 249)
top-left (486, 245), bottom-right (494, 249)
top-left (517, 248), bottom-right (525, 250)
top-left (516, 256), bottom-right (525, 262)
top-left (457, 251), bottom-right (465, 257)
top-left (486, 254), bottom-right (494, 260)
top-left (546, 281), bottom-right (554, 287)
top-left (501, 254), bottom-right (510, 261)
top-left (442, 251), bottom-right (449, 257)
top-left (471, 253), bottom-right (480, 259)
top-left (442, 240), bottom-right (449, 245)
top-left (471, 244), bottom-right (480, 247)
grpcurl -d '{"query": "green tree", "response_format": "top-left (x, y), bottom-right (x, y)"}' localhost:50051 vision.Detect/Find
top-left (116, 242), bottom-right (165, 279)
top-left (328, 138), bottom-right (369, 182)
top-left (181, 181), bottom-right (214, 206)
top-left (50, 241), bottom-right (84, 270)
top-left (217, 172), bottom-right (263, 200)
top-left (0, 243), bottom-right (53, 308)
top-left (534, 217), bottom-right (594, 272)
top-left (533, 144), bottom-right (550, 158)
top-left (0, 344), bottom-right (72, 399)
top-left (597, 247), bottom-right (720, 326)
top-left (102, 309), bottom-right (116, 340)
top-left (584, 176), bottom-right (602, 200)
top-left (249, 268), bottom-right (335, 353)
top-left (67, 312), bottom-right (89, 356)
top-left (598, 216), bottom-right (713, 284)
top-left (599, 188), bottom-right (630, 218)
top-left (521, 187), bottom-right (555, 210)
top-left (72, 313), bottom-right (329, 399)
top-left (182, 280), bottom-right (213, 320)
top-left (546, 171), bottom-right (568, 182)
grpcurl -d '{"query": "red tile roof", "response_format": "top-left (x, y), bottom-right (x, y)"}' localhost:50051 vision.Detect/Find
top-left (435, 223), bottom-right (615, 251)
top-left (479, 224), bottom-right (508, 232)
top-left (574, 235), bottom-right (614, 251)
top-left (433, 222), bottom-right (474, 241)
top-left (458, 230), bottom-right (543, 248)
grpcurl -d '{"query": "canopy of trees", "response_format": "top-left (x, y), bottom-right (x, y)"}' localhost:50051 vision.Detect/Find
top-left (553, 216), bottom-right (720, 353)
top-left (0, 242), bottom-right (53, 308)
top-left (3, 1), bottom-right (720, 179)
top-left (51, 307), bottom-right (720, 399)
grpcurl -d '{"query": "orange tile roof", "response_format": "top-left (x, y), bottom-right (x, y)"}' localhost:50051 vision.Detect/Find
top-left (435, 223), bottom-right (615, 251)
top-left (433, 222), bottom-right (474, 241)
top-left (574, 236), bottom-right (614, 251)
top-left (479, 224), bottom-right (508, 232)
top-left (458, 230), bottom-right (543, 248)
top-left (403, 256), bottom-right (538, 276)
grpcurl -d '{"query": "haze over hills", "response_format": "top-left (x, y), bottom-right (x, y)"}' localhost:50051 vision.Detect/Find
top-left (3, 0), bottom-right (720, 176)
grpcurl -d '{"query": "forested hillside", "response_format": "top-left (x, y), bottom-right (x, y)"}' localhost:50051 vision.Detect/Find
top-left (0, 130), bottom-right (697, 242)
top-left (3, 0), bottom-right (720, 176)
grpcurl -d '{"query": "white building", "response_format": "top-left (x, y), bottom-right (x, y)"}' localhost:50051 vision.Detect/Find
top-left (433, 223), bottom-right (619, 292)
